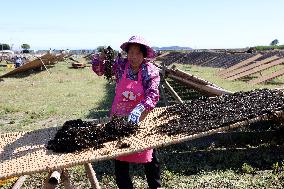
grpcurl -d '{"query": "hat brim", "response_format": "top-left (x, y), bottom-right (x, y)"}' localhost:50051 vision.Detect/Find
top-left (120, 42), bottom-right (155, 58)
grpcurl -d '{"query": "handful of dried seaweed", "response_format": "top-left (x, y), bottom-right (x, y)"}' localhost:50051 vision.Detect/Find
top-left (47, 116), bottom-right (138, 153)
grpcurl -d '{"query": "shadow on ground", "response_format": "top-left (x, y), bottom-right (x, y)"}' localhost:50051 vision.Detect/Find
top-left (0, 65), bottom-right (55, 79)
top-left (264, 79), bottom-right (284, 85)
top-left (86, 82), bottom-right (115, 119)
top-left (239, 75), bottom-right (258, 82)
top-left (88, 81), bottom-right (284, 181)
top-left (92, 123), bottom-right (284, 181)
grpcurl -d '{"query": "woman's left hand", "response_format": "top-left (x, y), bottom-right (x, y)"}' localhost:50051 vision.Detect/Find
top-left (128, 104), bottom-right (145, 124)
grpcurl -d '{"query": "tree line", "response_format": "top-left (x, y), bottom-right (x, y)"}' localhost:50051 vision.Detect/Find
top-left (0, 43), bottom-right (31, 51)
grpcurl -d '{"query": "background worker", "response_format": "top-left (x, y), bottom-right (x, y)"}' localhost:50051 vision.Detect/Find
top-left (15, 56), bottom-right (22, 68)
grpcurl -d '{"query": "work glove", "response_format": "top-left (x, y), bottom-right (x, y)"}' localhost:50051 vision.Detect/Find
top-left (128, 104), bottom-right (145, 124)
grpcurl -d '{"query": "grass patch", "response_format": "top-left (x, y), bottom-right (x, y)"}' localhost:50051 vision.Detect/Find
top-left (255, 45), bottom-right (284, 50)
top-left (0, 62), bottom-right (112, 132)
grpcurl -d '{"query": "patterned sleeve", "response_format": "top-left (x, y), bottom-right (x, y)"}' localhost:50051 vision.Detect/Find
top-left (140, 63), bottom-right (160, 111)
top-left (92, 54), bottom-right (126, 79)
top-left (112, 57), bottom-right (126, 83)
top-left (91, 54), bottom-right (105, 76)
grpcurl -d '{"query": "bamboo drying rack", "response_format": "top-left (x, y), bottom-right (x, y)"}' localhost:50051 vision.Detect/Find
top-left (1, 106), bottom-right (284, 183)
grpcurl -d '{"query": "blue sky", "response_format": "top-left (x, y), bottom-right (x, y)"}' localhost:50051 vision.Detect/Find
top-left (1, 0), bottom-right (283, 50)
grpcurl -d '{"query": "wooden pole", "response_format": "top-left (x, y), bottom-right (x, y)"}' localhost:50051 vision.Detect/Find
top-left (61, 169), bottom-right (74, 189)
top-left (170, 67), bottom-right (214, 86)
top-left (168, 74), bottom-right (232, 96)
top-left (160, 69), bottom-right (169, 106)
top-left (43, 172), bottom-right (56, 189)
top-left (164, 79), bottom-right (184, 103)
top-left (84, 163), bottom-right (101, 189)
top-left (166, 66), bottom-right (229, 92)
top-left (11, 175), bottom-right (28, 189)
top-left (38, 57), bottom-right (51, 75)
top-left (159, 83), bottom-right (169, 106)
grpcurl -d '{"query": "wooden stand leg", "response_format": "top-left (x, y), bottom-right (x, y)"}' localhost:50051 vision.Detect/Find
top-left (12, 175), bottom-right (28, 189)
top-left (43, 172), bottom-right (56, 189)
top-left (84, 163), bottom-right (101, 189)
top-left (48, 171), bottom-right (61, 186)
top-left (61, 169), bottom-right (74, 189)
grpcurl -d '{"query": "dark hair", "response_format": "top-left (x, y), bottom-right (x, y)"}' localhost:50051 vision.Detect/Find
top-left (125, 43), bottom-right (147, 58)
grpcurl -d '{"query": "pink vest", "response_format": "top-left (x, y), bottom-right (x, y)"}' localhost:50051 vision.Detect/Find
top-left (111, 61), bottom-right (153, 163)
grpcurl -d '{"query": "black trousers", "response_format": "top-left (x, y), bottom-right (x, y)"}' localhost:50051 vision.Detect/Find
top-left (115, 149), bottom-right (161, 189)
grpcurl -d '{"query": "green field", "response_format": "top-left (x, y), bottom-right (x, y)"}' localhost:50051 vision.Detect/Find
top-left (1, 60), bottom-right (284, 188)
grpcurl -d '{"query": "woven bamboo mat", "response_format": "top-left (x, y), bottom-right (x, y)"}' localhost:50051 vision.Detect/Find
top-left (1, 107), bottom-right (283, 179)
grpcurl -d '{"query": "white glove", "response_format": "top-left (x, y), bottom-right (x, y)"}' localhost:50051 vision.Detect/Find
top-left (128, 104), bottom-right (145, 124)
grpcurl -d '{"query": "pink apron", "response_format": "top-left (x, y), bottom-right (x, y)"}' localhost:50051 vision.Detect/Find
top-left (111, 61), bottom-right (153, 163)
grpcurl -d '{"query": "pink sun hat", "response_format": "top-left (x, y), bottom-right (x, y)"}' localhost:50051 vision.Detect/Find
top-left (120, 36), bottom-right (155, 58)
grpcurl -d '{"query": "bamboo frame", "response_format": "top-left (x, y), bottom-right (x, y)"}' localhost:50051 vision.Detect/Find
top-left (168, 74), bottom-right (232, 96)
top-left (84, 163), bottom-right (101, 189)
top-left (160, 65), bottom-right (232, 95)
top-left (159, 81), bottom-right (169, 106)
top-left (1, 106), bottom-right (283, 180)
top-left (11, 175), bottom-right (27, 189)
top-left (222, 55), bottom-right (279, 79)
top-left (0, 53), bottom-right (58, 78)
top-left (249, 67), bottom-right (284, 85)
top-left (218, 54), bottom-right (262, 76)
top-left (227, 58), bottom-right (284, 81)
top-left (164, 79), bottom-right (184, 103)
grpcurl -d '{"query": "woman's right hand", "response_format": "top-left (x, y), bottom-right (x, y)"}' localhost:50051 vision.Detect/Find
top-left (92, 52), bottom-right (106, 76)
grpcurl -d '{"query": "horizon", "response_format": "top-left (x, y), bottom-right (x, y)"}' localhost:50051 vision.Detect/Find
top-left (1, 0), bottom-right (283, 51)
top-left (1, 45), bottom-right (261, 52)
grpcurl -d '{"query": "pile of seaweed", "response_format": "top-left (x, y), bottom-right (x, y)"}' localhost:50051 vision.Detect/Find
top-left (156, 89), bottom-right (284, 135)
top-left (48, 89), bottom-right (284, 153)
top-left (104, 46), bottom-right (115, 81)
top-left (47, 116), bottom-right (137, 153)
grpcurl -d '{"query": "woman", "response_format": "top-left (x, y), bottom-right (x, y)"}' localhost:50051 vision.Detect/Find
top-left (92, 36), bottom-right (161, 189)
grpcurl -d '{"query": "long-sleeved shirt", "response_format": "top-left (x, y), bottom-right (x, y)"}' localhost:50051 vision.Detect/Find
top-left (92, 55), bottom-right (160, 111)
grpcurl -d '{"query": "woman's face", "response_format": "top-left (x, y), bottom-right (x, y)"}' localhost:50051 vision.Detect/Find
top-left (127, 44), bottom-right (144, 68)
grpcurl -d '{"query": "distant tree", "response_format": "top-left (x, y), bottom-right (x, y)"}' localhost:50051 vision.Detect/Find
top-left (21, 44), bottom-right (30, 50)
top-left (21, 44), bottom-right (31, 53)
top-left (0, 43), bottom-right (11, 50)
top-left (96, 46), bottom-right (106, 53)
top-left (270, 39), bottom-right (279, 46)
